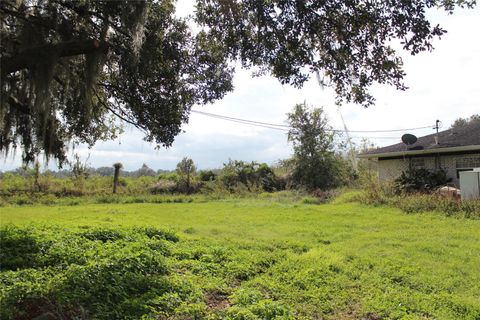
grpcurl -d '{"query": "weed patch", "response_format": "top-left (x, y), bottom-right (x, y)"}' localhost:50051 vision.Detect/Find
top-left (350, 189), bottom-right (480, 219)
top-left (1, 200), bottom-right (479, 319)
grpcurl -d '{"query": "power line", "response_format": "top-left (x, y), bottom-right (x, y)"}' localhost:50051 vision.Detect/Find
top-left (348, 126), bottom-right (432, 133)
top-left (350, 136), bottom-right (399, 140)
top-left (191, 109), bottom-right (432, 133)
top-left (192, 111), bottom-right (289, 131)
top-left (191, 110), bottom-right (289, 129)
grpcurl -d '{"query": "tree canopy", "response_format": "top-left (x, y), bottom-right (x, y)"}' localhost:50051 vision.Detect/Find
top-left (451, 114), bottom-right (480, 129)
top-left (287, 103), bottom-right (344, 190)
top-left (1, 0), bottom-right (475, 165)
top-left (1, 0), bottom-right (233, 165)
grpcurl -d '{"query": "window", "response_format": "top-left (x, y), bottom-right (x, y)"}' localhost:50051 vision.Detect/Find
top-left (456, 157), bottom-right (480, 168)
top-left (410, 158), bottom-right (425, 169)
top-left (455, 156), bottom-right (480, 178)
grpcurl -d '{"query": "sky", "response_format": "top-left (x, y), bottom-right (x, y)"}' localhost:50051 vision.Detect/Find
top-left (1, 4), bottom-right (479, 171)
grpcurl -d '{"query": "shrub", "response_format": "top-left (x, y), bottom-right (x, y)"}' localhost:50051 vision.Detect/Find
top-left (149, 180), bottom-right (177, 194)
top-left (0, 226), bottom-right (187, 320)
top-left (38, 194), bottom-right (58, 205)
top-left (12, 195), bottom-right (34, 206)
top-left (394, 168), bottom-right (451, 193)
top-left (301, 196), bottom-right (322, 205)
top-left (135, 227), bottom-right (180, 242)
top-left (350, 188), bottom-right (480, 219)
top-left (258, 190), bottom-right (305, 202)
top-left (198, 170), bottom-right (217, 182)
top-left (95, 195), bottom-right (122, 204)
top-left (0, 226), bottom-right (42, 270)
top-left (78, 228), bottom-right (125, 242)
top-left (311, 189), bottom-right (337, 203)
top-left (218, 160), bottom-right (282, 193)
top-left (118, 177), bottom-right (128, 187)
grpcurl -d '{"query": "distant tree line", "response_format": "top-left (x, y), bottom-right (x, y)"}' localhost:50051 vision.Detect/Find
top-left (0, 163), bottom-right (170, 179)
top-left (1, 103), bottom-right (364, 196)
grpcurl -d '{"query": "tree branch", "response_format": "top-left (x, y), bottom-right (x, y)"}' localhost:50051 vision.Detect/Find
top-left (7, 96), bottom-right (30, 114)
top-left (1, 40), bottom-right (108, 76)
top-left (94, 91), bottom-right (147, 132)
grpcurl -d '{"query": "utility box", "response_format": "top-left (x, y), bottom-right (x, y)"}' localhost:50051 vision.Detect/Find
top-left (459, 169), bottom-right (480, 200)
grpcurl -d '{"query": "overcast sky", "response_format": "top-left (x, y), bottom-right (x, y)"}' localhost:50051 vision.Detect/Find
top-left (1, 4), bottom-right (479, 171)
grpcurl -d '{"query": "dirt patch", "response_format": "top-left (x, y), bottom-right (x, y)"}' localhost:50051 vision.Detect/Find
top-left (205, 290), bottom-right (230, 310)
top-left (332, 303), bottom-right (383, 320)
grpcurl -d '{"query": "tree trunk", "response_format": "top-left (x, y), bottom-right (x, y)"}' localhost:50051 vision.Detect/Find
top-left (113, 163), bottom-right (122, 194)
top-left (1, 40), bottom-right (108, 77)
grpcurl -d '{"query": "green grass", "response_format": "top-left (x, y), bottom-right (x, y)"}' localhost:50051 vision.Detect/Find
top-left (1, 199), bottom-right (480, 319)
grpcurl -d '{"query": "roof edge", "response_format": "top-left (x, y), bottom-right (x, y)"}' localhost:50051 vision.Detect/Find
top-left (358, 145), bottom-right (480, 159)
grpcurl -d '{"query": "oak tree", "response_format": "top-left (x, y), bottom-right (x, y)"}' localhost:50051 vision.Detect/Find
top-left (1, 0), bottom-right (474, 165)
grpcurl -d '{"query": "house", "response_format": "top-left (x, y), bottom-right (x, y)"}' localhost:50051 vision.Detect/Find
top-left (358, 122), bottom-right (480, 187)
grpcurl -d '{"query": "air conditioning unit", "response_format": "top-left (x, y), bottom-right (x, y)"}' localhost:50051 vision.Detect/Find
top-left (459, 169), bottom-right (480, 200)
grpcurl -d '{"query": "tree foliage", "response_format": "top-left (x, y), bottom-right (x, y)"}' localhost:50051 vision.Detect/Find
top-left (219, 160), bottom-right (279, 191)
top-left (196, 0), bottom-right (475, 106)
top-left (1, 0), bottom-right (233, 165)
top-left (451, 114), bottom-right (480, 129)
top-left (176, 157), bottom-right (196, 192)
top-left (287, 103), bottom-right (344, 190)
top-left (198, 169), bottom-right (217, 182)
top-left (1, 0), bottom-right (475, 165)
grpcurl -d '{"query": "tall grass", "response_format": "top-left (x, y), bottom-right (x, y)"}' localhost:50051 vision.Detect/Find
top-left (349, 185), bottom-right (480, 219)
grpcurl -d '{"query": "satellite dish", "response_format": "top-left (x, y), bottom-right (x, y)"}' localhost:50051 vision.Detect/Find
top-left (401, 133), bottom-right (417, 145)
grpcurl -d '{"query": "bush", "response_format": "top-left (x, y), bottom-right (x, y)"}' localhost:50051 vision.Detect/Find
top-left (38, 194), bottom-right (58, 205)
top-left (0, 226), bottom-right (42, 270)
top-left (95, 195), bottom-right (122, 204)
top-left (301, 196), bottom-right (322, 204)
top-left (0, 226), bottom-right (188, 320)
top-left (199, 170), bottom-right (217, 182)
top-left (134, 227), bottom-right (180, 242)
top-left (12, 195), bottom-right (34, 206)
top-left (218, 160), bottom-right (282, 193)
top-left (149, 180), bottom-right (177, 194)
top-left (394, 168), bottom-right (451, 193)
top-left (311, 189), bottom-right (337, 203)
top-left (79, 228), bottom-right (125, 242)
top-left (118, 177), bottom-right (128, 187)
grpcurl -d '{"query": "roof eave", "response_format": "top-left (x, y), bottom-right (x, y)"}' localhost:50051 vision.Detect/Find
top-left (358, 145), bottom-right (480, 159)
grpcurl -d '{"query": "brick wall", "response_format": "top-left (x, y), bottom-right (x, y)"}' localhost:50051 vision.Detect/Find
top-left (378, 153), bottom-right (480, 187)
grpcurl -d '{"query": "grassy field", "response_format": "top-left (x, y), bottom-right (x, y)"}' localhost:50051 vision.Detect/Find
top-left (1, 198), bottom-right (480, 319)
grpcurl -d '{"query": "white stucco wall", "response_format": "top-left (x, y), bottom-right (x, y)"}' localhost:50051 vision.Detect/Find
top-left (377, 153), bottom-right (480, 187)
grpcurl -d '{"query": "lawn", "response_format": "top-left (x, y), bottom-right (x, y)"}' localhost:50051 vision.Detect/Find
top-left (1, 199), bottom-right (479, 319)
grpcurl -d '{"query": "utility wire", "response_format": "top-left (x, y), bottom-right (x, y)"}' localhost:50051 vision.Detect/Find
top-left (192, 110), bottom-right (289, 129)
top-left (350, 136), bottom-right (399, 140)
top-left (191, 110), bottom-right (432, 133)
top-left (192, 110), bottom-right (402, 140)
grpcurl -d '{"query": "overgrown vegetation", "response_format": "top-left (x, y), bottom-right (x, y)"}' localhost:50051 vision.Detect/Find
top-left (286, 103), bottom-right (356, 191)
top-left (0, 225), bottom-right (192, 319)
top-left (1, 200), bottom-right (479, 319)
top-left (1, 153), bottom-right (353, 205)
top-left (394, 167), bottom-right (451, 193)
top-left (350, 182), bottom-right (480, 219)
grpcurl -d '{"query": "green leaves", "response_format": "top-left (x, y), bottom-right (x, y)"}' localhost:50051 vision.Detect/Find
top-left (0, 225), bottom-right (179, 319)
top-left (1, 0), bottom-right (476, 167)
top-left (0, 0), bottom-right (234, 165)
top-left (286, 104), bottom-right (343, 190)
top-left (195, 0), bottom-right (474, 107)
